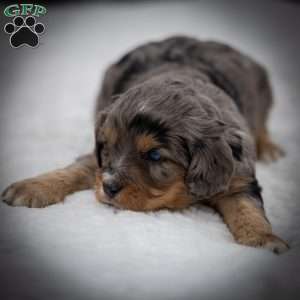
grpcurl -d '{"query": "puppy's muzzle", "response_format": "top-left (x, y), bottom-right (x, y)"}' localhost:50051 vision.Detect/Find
top-left (103, 180), bottom-right (123, 198)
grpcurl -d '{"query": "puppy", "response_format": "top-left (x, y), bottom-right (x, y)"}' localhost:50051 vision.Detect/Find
top-left (2, 36), bottom-right (289, 253)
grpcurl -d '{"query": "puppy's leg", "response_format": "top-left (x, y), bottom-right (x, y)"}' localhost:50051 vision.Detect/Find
top-left (1, 154), bottom-right (97, 208)
top-left (214, 192), bottom-right (289, 254)
top-left (253, 65), bottom-right (284, 162)
top-left (256, 127), bottom-right (285, 162)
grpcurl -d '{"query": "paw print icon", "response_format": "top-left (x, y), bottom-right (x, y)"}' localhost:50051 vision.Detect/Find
top-left (4, 16), bottom-right (45, 48)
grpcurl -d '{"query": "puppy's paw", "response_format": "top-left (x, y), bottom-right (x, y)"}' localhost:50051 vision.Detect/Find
top-left (259, 142), bottom-right (285, 163)
top-left (257, 130), bottom-right (285, 163)
top-left (263, 234), bottom-right (290, 254)
top-left (237, 233), bottom-right (289, 254)
top-left (1, 177), bottom-right (65, 208)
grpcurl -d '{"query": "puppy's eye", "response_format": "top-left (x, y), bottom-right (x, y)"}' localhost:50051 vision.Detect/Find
top-left (146, 149), bottom-right (161, 161)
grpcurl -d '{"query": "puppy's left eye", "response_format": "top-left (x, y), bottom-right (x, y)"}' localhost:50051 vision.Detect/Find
top-left (146, 149), bottom-right (161, 161)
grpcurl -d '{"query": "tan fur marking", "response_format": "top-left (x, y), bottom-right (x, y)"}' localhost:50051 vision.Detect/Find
top-left (2, 154), bottom-right (96, 208)
top-left (215, 194), bottom-right (288, 252)
top-left (95, 169), bottom-right (103, 203)
top-left (95, 167), bottom-right (191, 212)
top-left (118, 185), bottom-right (147, 211)
top-left (136, 134), bottom-right (160, 152)
top-left (145, 179), bottom-right (191, 211)
top-left (103, 127), bottom-right (118, 146)
top-left (217, 195), bottom-right (271, 242)
top-left (256, 128), bottom-right (285, 162)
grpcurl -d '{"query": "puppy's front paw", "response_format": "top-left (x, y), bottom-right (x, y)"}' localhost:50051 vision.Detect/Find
top-left (263, 234), bottom-right (290, 254)
top-left (1, 177), bottom-right (65, 208)
top-left (237, 233), bottom-right (289, 254)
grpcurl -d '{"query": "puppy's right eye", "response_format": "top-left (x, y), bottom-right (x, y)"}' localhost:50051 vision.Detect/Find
top-left (146, 149), bottom-right (161, 162)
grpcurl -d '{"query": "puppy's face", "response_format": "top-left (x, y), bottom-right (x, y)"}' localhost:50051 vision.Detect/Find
top-left (95, 80), bottom-right (236, 211)
top-left (95, 112), bottom-right (191, 211)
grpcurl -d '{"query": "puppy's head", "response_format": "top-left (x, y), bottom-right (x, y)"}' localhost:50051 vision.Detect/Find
top-left (95, 78), bottom-right (236, 211)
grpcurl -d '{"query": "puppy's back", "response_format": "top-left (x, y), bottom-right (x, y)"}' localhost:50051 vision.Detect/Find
top-left (96, 36), bottom-right (270, 133)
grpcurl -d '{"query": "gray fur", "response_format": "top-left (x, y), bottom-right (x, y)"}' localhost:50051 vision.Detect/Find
top-left (95, 36), bottom-right (271, 202)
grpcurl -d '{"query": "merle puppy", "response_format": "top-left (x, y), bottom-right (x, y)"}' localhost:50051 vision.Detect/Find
top-left (2, 36), bottom-right (289, 253)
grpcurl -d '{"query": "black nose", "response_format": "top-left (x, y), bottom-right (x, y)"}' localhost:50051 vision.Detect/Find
top-left (103, 181), bottom-right (122, 198)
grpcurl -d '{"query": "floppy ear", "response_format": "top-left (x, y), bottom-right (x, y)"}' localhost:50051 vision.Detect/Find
top-left (185, 121), bottom-right (235, 200)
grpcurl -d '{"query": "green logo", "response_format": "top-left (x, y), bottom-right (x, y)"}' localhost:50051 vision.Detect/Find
top-left (4, 4), bottom-right (47, 17)
top-left (3, 4), bottom-right (47, 48)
